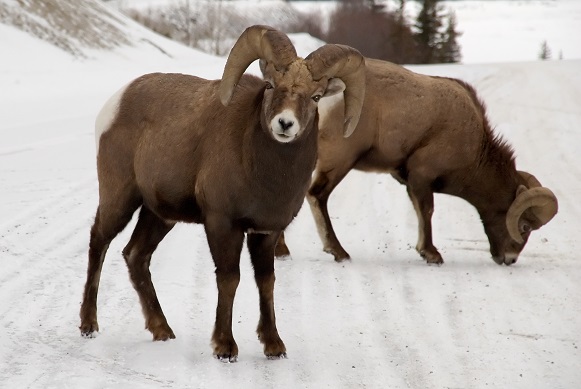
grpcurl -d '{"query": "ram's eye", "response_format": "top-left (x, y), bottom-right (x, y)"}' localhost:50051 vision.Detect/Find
top-left (265, 82), bottom-right (273, 89)
top-left (522, 224), bottom-right (532, 234)
top-left (312, 95), bottom-right (322, 102)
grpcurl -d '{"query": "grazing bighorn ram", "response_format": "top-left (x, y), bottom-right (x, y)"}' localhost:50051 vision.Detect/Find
top-left (79, 25), bottom-right (365, 361)
top-left (276, 58), bottom-right (557, 266)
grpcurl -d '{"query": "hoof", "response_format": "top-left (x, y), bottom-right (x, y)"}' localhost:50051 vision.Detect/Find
top-left (425, 255), bottom-right (444, 265)
top-left (152, 328), bottom-right (176, 341)
top-left (275, 254), bottom-right (292, 261)
top-left (324, 247), bottom-right (350, 262)
top-left (149, 322), bottom-right (176, 341)
top-left (80, 330), bottom-right (99, 339)
top-left (266, 352), bottom-right (288, 360)
top-left (79, 322), bottom-right (99, 338)
top-left (212, 338), bottom-right (239, 363)
top-left (418, 248), bottom-right (443, 265)
top-left (260, 335), bottom-right (287, 359)
top-left (215, 354), bottom-right (238, 363)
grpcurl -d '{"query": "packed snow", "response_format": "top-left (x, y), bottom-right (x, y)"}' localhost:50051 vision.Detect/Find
top-left (1, 1), bottom-right (580, 388)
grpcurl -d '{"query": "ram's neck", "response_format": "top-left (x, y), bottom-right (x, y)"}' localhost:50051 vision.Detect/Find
top-left (219, 85), bottom-right (318, 231)
top-left (246, 118), bottom-right (317, 197)
top-left (458, 144), bottom-right (519, 216)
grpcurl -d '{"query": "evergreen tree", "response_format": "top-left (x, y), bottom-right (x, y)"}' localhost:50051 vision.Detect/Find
top-left (414, 0), bottom-right (444, 63)
top-left (539, 40), bottom-right (552, 60)
top-left (390, 0), bottom-right (419, 63)
top-left (436, 11), bottom-right (461, 63)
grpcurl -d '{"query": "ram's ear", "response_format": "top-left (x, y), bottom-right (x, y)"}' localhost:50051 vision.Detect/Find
top-left (323, 78), bottom-right (346, 98)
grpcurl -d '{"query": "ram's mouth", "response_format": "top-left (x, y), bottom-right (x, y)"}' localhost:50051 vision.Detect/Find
top-left (272, 131), bottom-right (295, 143)
top-left (492, 254), bottom-right (518, 266)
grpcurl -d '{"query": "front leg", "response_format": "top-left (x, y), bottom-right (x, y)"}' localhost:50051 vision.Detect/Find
top-left (247, 232), bottom-right (287, 359)
top-left (406, 183), bottom-right (443, 264)
top-left (205, 216), bottom-right (245, 362)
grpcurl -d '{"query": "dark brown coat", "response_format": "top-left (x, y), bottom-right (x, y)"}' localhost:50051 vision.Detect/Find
top-left (79, 25), bottom-right (366, 362)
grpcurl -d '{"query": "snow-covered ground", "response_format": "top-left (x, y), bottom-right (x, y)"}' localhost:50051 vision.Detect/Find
top-left (1, 1), bottom-right (580, 388)
top-left (434, 0), bottom-right (581, 63)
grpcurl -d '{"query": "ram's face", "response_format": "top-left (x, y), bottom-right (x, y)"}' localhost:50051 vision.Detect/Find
top-left (260, 59), bottom-right (327, 143)
top-left (482, 212), bottom-right (529, 266)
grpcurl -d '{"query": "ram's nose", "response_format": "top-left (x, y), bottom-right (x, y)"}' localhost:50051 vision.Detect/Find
top-left (504, 253), bottom-right (519, 266)
top-left (271, 109), bottom-right (299, 143)
top-left (278, 118), bottom-right (294, 131)
top-left (492, 253), bottom-right (519, 266)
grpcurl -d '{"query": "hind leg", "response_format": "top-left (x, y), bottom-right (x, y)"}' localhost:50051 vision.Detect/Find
top-left (80, 197), bottom-right (141, 337)
top-left (274, 232), bottom-right (291, 260)
top-left (122, 206), bottom-right (175, 341)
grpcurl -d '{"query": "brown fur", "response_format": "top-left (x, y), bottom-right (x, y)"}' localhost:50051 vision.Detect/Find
top-left (79, 73), bottom-right (319, 361)
top-left (80, 25), bottom-right (366, 361)
top-left (277, 58), bottom-right (550, 265)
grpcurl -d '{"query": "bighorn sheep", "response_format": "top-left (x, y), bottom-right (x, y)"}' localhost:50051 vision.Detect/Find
top-left (79, 25), bottom-right (365, 361)
top-left (276, 58), bottom-right (557, 266)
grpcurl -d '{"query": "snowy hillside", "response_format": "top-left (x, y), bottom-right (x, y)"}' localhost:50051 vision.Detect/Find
top-left (1, 1), bottom-right (580, 388)
top-left (0, 0), bottom-right (222, 65)
top-left (0, 0), bottom-right (131, 58)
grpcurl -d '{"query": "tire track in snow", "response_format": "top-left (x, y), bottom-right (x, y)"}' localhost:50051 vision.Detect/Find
top-left (0, 176), bottom-right (96, 255)
top-left (337, 170), bottom-right (505, 388)
top-left (0, 177), bottom-right (99, 385)
top-left (337, 260), bottom-right (414, 388)
top-left (349, 171), bottom-right (466, 387)
top-left (0, 173), bottom-right (189, 386)
top-left (0, 177), bottom-right (96, 287)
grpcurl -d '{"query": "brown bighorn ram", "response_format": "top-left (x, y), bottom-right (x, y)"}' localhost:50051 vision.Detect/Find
top-left (276, 58), bottom-right (557, 266)
top-left (79, 25), bottom-right (365, 361)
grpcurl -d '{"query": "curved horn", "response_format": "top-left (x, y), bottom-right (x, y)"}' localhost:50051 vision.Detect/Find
top-left (506, 186), bottom-right (559, 243)
top-left (220, 25), bottom-right (297, 106)
top-left (517, 170), bottom-right (542, 188)
top-left (305, 44), bottom-right (366, 137)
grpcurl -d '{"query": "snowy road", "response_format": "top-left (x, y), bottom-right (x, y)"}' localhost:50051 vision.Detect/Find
top-left (1, 40), bottom-right (580, 389)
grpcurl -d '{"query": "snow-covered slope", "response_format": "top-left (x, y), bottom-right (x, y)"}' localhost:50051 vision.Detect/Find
top-left (1, 1), bottom-right (580, 388)
top-left (0, 0), bottom-right (221, 66)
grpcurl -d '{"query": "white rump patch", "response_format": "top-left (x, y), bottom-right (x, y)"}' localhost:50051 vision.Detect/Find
top-left (95, 83), bottom-right (129, 153)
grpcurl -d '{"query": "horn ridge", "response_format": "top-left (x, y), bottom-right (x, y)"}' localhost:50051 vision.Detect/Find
top-left (305, 44), bottom-right (366, 137)
top-left (517, 170), bottom-right (542, 188)
top-left (506, 186), bottom-right (558, 243)
top-left (219, 25), bottom-right (297, 106)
